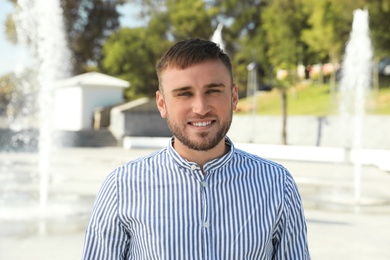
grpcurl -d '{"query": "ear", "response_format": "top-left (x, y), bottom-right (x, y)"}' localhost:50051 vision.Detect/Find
top-left (232, 84), bottom-right (239, 112)
top-left (156, 90), bottom-right (167, 118)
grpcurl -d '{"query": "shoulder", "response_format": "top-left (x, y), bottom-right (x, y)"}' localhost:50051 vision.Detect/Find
top-left (127, 148), bottom-right (168, 165)
top-left (111, 147), bottom-right (169, 178)
top-left (233, 147), bottom-right (289, 175)
top-left (232, 149), bottom-right (303, 203)
top-left (231, 147), bottom-right (298, 190)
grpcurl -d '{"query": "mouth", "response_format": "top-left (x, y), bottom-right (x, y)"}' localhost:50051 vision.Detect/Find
top-left (189, 121), bottom-right (214, 127)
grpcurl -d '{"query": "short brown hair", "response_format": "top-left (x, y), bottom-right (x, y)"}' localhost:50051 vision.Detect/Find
top-left (156, 38), bottom-right (233, 90)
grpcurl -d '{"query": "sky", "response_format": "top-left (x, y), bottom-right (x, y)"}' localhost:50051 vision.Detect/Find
top-left (0, 1), bottom-right (146, 76)
top-left (0, 1), bottom-right (31, 75)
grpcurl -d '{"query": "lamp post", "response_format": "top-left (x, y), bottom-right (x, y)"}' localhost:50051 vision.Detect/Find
top-left (247, 62), bottom-right (257, 143)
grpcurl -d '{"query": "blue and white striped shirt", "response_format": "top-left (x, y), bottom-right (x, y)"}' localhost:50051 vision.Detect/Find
top-left (82, 137), bottom-right (310, 259)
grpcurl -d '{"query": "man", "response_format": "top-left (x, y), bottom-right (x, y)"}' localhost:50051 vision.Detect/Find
top-left (82, 38), bottom-right (310, 259)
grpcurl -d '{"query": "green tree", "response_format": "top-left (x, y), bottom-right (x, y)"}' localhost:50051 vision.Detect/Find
top-left (262, 0), bottom-right (309, 145)
top-left (366, 0), bottom-right (390, 90)
top-left (166, 0), bottom-right (214, 40)
top-left (5, 0), bottom-right (125, 74)
top-left (60, 0), bottom-right (125, 73)
top-left (130, 0), bottom-right (216, 40)
top-left (231, 29), bottom-right (271, 98)
top-left (368, 0), bottom-right (390, 59)
top-left (208, 0), bottom-right (272, 92)
top-left (102, 14), bottom-right (171, 99)
top-left (103, 0), bottom-right (217, 99)
top-left (209, 0), bottom-right (271, 40)
top-left (301, 0), bottom-right (366, 89)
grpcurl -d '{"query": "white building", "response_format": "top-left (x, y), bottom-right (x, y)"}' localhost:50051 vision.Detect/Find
top-left (54, 72), bottom-right (129, 131)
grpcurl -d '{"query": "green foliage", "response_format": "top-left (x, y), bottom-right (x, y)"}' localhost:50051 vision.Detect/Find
top-left (102, 26), bottom-right (171, 99)
top-left (4, 0), bottom-right (125, 75)
top-left (205, 0), bottom-right (273, 98)
top-left (4, 9), bottom-right (17, 44)
top-left (301, 0), bottom-right (365, 64)
top-left (167, 0), bottom-right (213, 40)
top-left (367, 0), bottom-right (390, 59)
top-left (231, 25), bottom-right (271, 97)
top-left (102, 0), bottom-right (216, 99)
top-left (5, 0), bottom-right (390, 102)
top-left (209, 0), bottom-right (271, 39)
top-left (262, 0), bottom-right (309, 71)
top-left (59, 0), bottom-right (125, 74)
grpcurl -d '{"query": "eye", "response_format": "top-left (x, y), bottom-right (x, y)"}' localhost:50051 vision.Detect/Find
top-left (206, 88), bottom-right (222, 94)
top-left (177, 91), bottom-right (192, 97)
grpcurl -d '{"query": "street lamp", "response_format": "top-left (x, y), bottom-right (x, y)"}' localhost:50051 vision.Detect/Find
top-left (247, 62), bottom-right (257, 142)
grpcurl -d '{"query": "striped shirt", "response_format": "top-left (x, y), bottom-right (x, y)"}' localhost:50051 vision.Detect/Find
top-left (82, 137), bottom-right (310, 259)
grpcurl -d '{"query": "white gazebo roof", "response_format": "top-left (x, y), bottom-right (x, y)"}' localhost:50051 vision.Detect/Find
top-left (55, 72), bottom-right (130, 88)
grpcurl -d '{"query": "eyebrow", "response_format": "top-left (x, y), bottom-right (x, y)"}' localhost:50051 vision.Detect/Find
top-left (171, 83), bottom-right (226, 93)
top-left (204, 82), bottom-right (226, 89)
top-left (171, 86), bottom-right (192, 94)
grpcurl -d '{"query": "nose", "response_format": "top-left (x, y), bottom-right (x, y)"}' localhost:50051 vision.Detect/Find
top-left (192, 94), bottom-right (210, 116)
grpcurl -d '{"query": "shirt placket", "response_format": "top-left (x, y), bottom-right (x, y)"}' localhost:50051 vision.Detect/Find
top-left (190, 163), bottom-right (210, 259)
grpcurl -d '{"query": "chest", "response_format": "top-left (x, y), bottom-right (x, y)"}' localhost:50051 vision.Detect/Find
top-left (118, 172), bottom-right (282, 259)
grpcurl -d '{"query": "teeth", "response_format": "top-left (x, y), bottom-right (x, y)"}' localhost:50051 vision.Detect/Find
top-left (193, 121), bottom-right (211, 127)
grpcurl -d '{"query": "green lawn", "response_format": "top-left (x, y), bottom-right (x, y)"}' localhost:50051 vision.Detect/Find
top-left (237, 83), bottom-right (390, 115)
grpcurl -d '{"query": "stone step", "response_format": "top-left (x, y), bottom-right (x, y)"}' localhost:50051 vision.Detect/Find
top-left (55, 130), bottom-right (118, 147)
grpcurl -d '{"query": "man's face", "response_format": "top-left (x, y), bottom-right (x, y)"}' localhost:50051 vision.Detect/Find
top-left (156, 59), bottom-right (238, 151)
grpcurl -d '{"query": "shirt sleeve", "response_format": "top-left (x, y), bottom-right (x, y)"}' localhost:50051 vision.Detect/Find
top-left (82, 171), bottom-right (130, 260)
top-left (273, 171), bottom-right (311, 259)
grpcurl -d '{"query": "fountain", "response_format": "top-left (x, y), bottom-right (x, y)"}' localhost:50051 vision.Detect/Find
top-left (211, 23), bottom-right (225, 51)
top-left (0, 0), bottom-right (86, 234)
top-left (338, 9), bottom-right (373, 205)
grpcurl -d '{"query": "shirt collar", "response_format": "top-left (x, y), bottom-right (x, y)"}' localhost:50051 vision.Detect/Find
top-left (166, 136), bottom-right (235, 172)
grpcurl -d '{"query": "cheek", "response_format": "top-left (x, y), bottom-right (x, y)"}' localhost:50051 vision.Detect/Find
top-left (166, 102), bottom-right (190, 123)
top-left (216, 96), bottom-right (235, 111)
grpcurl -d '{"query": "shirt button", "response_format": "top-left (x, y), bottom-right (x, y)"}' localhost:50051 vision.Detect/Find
top-left (201, 181), bottom-right (207, 187)
top-left (190, 165), bottom-right (197, 171)
top-left (204, 222), bottom-right (210, 228)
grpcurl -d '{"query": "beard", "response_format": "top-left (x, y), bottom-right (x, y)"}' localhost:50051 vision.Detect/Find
top-left (166, 112), bottom-right (232, 151)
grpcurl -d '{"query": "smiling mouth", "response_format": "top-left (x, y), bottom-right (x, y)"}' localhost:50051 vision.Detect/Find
top-left (191, 121), bottom-right (213, 127)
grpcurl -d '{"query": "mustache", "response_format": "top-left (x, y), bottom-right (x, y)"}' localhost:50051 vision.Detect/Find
top-left (188, 113), bottom-right (214, 119)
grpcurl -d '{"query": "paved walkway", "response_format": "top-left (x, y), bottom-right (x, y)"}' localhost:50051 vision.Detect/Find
top-left (1, 146), bottom-right (389, 259)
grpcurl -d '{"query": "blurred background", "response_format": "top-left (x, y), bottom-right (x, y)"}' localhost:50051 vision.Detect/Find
top-left (0, 0), bottom-right (389, 259)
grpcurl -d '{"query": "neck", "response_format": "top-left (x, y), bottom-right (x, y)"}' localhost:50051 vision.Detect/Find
top-left (173, 138), bottom-right (229, 173)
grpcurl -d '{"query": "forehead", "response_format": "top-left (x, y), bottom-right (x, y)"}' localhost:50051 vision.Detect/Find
top-left (160, 59), bottom-right (231, 88)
